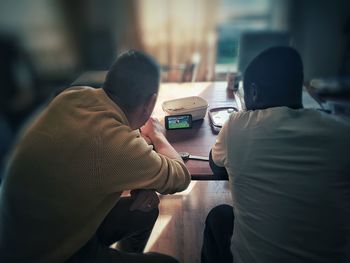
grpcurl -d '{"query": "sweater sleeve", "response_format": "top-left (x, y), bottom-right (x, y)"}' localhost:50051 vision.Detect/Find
top-left (98, 124), bottom-right (191, 195)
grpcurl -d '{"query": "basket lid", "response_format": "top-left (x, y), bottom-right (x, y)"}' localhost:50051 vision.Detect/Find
top-left (162, 96), bottom-right (208, 113)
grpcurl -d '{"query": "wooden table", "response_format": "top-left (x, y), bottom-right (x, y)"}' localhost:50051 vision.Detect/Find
top-left (73, 73), bottom-right (236, 179)
top-left (154, 82), bottom-right (236, 180)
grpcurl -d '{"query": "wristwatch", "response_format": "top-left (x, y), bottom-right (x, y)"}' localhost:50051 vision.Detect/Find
top-left (178, 152), bottom-right (209, 161)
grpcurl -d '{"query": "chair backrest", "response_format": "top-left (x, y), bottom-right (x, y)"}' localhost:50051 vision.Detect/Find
top-left (181, 52), bottom-right (201, 82)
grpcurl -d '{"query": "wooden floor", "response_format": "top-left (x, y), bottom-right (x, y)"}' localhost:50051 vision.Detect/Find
top-left (144, 181), bottom-right (232, 263)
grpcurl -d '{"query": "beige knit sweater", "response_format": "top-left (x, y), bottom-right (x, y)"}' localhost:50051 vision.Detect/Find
top-left (0, 86), bottom-right (191, 262)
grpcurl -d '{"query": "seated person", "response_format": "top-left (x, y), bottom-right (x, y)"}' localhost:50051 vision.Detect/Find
top-left (0, 50), bottom-right (191, 263)
top-left (201, 46), bottom-right (350, 263)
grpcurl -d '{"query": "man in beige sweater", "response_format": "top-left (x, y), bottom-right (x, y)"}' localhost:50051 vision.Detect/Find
top-left (0, 50), bottom-right (191, 262)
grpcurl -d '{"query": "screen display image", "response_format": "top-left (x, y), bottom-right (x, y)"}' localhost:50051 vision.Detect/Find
top-left (165, 115), bottom-right (192, 130)
top-left (209, 107), bottom-right (237, 128)
top-left (211, 109), bottom-right (233, 127)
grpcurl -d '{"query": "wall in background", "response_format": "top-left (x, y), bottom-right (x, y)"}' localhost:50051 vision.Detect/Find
top-left (0, 0), bottom-right (77, 78)
top-left (289, 0), bottom-right (350, 80)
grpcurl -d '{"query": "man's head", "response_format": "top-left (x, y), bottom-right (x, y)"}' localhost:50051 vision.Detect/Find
top-left (103, 50), bottom-right (160, 129)
top-left (243, 46), bottom-right (304, 110)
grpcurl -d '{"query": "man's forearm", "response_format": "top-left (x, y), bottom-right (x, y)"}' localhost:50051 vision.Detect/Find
top-left (140, 117), bottom-right (184, 163)
top-left (209, 150), bottom-right (229, 180)
top-left (150, 133), bottom-right (184, 163)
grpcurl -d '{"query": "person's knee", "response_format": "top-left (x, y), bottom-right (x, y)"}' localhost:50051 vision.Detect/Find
top-left (143, 206), bottom-right (159, 227)
top-left (151, 206), bottom-right (159, 221)
top-left (205, 204), bottom-right (233, 228)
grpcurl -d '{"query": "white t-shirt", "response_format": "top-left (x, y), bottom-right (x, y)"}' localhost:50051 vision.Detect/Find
top-left (212, 107), bottom-right (350, 263)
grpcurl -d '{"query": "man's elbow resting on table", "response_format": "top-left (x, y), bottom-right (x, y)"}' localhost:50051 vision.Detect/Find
top-left (209, 150), bottom-right (229, 179)
top-left (157, 159), bottom-right (191, 195)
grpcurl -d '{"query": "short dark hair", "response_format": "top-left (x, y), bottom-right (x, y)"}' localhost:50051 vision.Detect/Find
top-left (243, 46), bottom-right (304, 110)
top-left (103, 50), bottom-right (160, 111)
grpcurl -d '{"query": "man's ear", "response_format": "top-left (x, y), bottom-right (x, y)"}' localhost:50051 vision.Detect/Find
top-left (144, 93), bottom-right (158, 115)
top-left (251, 83), bottom-right (258, 102)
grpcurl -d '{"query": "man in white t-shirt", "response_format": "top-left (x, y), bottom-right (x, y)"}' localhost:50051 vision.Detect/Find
top-left (201, 46), bottom-right (350, 263)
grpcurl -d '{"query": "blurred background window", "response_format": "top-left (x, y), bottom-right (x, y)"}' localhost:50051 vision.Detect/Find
top-left (1, 0), bottom-right (348, 86)
top-left (215, 0), bottom-right (288, 78)
top-left (136, 0), bottom-right (218, 82)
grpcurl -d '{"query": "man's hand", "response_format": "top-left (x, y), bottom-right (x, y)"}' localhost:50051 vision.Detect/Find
top-left (140, 117), bottom-right (184, 163)
top-left (140, 117), bottom-right (165, 142)
top-left (140, 131), bottom-right (152, 145)
top-left (130, 189), bottom-right (160, 212)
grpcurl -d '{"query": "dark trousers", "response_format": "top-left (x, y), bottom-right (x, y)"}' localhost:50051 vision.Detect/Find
top-left (201, 204), bottom-right (234, 263)
top-left (66, 196), bottom-right (178, 263)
